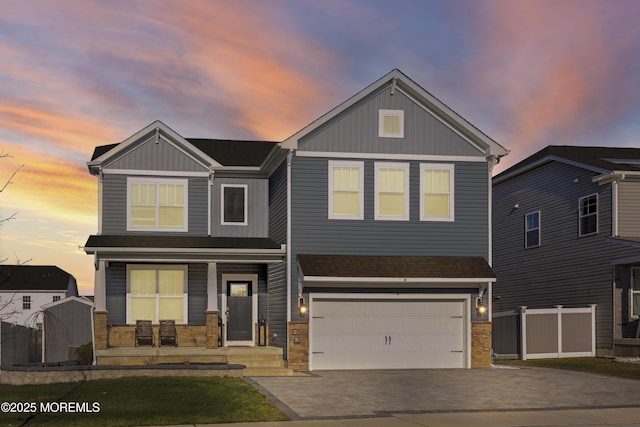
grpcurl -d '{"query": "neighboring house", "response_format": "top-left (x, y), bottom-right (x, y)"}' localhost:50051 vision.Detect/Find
top-left (0, 265), bottom-right (79, 327)
top-left (85, 68), bottom-right (508, 369)
top-left (492, 146), bottom-right (640, 357)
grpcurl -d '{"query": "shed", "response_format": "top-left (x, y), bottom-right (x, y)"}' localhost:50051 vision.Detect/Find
top-left (41, 296), bottom-right (94, 365)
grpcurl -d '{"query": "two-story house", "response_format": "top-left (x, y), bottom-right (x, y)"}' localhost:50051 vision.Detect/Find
top-left (492, 146), bottom-right (640, 357)
top-left (0, 265), bottom-right (79, 327)
top-left (85, 69), bottom-right (508, 370)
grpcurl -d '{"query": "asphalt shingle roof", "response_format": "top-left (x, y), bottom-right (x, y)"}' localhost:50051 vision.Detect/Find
top-left (0, 265), bottom-right (73, 292)
top-left (297, 254), bottom-right (496, 279)
top-left (84, 235), bottom-right (282, 250)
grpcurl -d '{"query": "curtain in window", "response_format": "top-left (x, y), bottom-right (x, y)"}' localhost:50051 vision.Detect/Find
top-left (379, 168), bottom-right (406, 217)
top-left (333, 167), bottom-right (360, 216)
top-left (423, 169), bottom-right (450, 217)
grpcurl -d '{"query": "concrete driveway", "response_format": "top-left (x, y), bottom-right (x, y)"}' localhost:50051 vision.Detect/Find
top-left (248, 366), bottom-right (640, 420)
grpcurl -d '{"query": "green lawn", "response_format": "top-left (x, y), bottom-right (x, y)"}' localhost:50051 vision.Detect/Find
top-left (0, 376), bottom-right (289, 427)
top-left (495, 357), bottom-right (640, 380)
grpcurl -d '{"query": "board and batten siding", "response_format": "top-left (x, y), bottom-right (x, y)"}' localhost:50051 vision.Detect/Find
top-left (289, 156), bottom-right (490, 321)
top-left (104, 135), bottom-right (208, 173)
top-left (101, 174), bottom-right (208, 235)
top-left (492, 161), bottom-right (639, 352)
top-left (298, 85), bottom-right (481, 157)
top-left (618, 180), bottom-right (640, 237)
top-left (211, 177), bottom-right (268, 238)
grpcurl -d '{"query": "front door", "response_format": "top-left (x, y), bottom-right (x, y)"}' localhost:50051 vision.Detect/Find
top-left (226, 281), bottom-right (253, 342)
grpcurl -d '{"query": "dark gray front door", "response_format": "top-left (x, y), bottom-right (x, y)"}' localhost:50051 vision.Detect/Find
top-left (227, 281), bottom-right (252, 341)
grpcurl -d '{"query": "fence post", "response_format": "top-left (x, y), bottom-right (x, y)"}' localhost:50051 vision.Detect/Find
top-left (591, 304), bottom-right (597, 356)
top-left (556, 305), bottom-right (563, 357)
top-left (520, 306), bottom-right (527, 360)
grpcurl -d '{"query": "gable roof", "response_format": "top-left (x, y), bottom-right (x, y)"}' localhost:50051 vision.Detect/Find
top-left (493, 145), bottom-right (640, 184)
top-left (281, 68), bottom-right (509, 158)
top-left (0, 265), bottom-right (75, 292)
top-left (88, 120), bottom-right (282, 173)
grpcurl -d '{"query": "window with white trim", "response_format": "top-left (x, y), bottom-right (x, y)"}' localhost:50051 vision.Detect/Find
top-left (53, 295), bottom-right (61, 302)
top-left (127, 265), bottom-right (187, 324)
top-left (420, 163), bottom-right (454, 221)
top-left (221, 184), bottom-right (248, 225)
top-left (128, 178), bottom-right (188, 231)
top-left (525, 211), bottom-right (541, 248)
top-left (632, 268), bottom-right (640, 318)
top-left (375, 162), bottom-right (409, 220)
top-left (328, 161), bottom-right (364, 220)
top-left (579, 194), bottom-right (598, 236)
top-left (379, 109), bottom-right (404, 138)
top-left (23, 295), bottom-right (31, 310)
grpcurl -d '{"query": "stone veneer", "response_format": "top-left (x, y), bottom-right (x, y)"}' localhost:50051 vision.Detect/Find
top-left (287, 322), bottom-right (309, 370)
top-left (95, 311), bottom-right (220, 349)
top-left (471, 321), bottom-right (492, 368)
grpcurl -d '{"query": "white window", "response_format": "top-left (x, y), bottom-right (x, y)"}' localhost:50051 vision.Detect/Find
top-left (375, 162), bottom-right (409, 220)
top-left (579, 194), bottom-right (598, 236)
top-left (23, 295), bottom-right (31, 310)
top-left (420, 163), bottom-right (454, 221)
top-left (127, 265), bottom-right (188, 324)
top-left (525, 211), bottom-right (541, 248)
top-left (379, 109), bottom-right (404, 138)
top-left (128, 178), bottom-right (188, 232)
top-left (328, 161), bottom-right (364, 220)
top-left (221, 184), bottom-right (248, 225)
top-left (632, 268), bottom-right (640, 318)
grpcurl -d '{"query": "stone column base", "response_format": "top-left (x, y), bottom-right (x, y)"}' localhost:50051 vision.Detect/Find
top-left (94, 311), bottom-right (108, 350)
top-left (205, 311), bottom-right (219, 349)
top-left (288, 322), bottom-right (309, 370)
top-left (472, 321), bottom-right (492, 368)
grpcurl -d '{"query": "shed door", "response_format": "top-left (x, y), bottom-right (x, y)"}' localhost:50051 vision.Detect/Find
top-left (310, 299), bottom-right (465, 370)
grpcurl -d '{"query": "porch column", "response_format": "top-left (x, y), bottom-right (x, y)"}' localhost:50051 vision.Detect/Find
top-left (94, 258), bottom-right (108, 350)
top-left (94, 258), bottom-right (107, 311)
top-left (205, 262), bottom-right (219, 348)
top-left (207, 262), bottom-right (218, 312)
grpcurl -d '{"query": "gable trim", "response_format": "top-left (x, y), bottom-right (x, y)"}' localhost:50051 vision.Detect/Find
top-left (296, 151), bottom-right (487, 163)
top-left (88, 121), bottom-right (222, 171)
top-left (281, 69), bottom-right (508, 158)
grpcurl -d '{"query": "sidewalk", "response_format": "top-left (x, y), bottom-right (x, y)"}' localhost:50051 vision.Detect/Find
top-left (194, 407), bottom-right (640, 426)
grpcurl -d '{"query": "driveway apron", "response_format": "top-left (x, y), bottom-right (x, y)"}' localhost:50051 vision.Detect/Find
top-left (248, 366), bottom-right (640, 420)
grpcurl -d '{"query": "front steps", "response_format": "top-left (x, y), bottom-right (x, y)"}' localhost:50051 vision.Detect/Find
top-left (95, 346), bottom-right (294, 376)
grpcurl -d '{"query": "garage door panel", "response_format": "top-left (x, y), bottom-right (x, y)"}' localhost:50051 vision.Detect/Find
top-left (311, 298), bottom-right (467, 370)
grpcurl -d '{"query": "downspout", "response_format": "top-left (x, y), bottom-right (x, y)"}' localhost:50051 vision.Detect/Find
top-left (208, 168), bottom-right (215, 236)
top-left (487, 155), bottom-right (499, 319)
top-left (286, 150), bottom-right (293, 359)
top-left (91, 304), bottom-right (97, 365)
top-left (98, 167), bottom-right (103, 235)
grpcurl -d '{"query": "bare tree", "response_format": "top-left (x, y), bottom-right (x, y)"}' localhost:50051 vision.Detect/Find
top-left (0, 149), bottom-right (28, 321)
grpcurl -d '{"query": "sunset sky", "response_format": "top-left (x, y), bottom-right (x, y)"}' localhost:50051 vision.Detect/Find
top-left (1, 0), bottom-right (639, 295)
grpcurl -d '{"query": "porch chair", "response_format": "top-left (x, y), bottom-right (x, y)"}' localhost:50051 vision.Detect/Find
top-left (135, 320), bottom-right (155, 347)
top-left (159, 319), bottom-right (178, 347)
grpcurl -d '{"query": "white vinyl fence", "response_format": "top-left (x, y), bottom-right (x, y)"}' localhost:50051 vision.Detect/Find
top-left (493, 305), bottom-right (596, 360)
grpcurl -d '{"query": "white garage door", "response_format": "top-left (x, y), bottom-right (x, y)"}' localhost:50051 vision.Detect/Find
top-left (310, 298), bottom-right (466, 370)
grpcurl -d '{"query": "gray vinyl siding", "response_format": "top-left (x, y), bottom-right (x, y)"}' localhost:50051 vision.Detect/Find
top-left (188, 264), bottom-right (207, 325)
top-left (105, 135), bottom-right (207, 172)
top-left (211, 177), bottom-right (269, 238)
top-left (618, 180), bottom-right (640, 236)
top-left (269, 160), bottom-right (288, 244)
top-left (492, 161), bottom-right (639, 351)
top-left (267, 262), bottom-right (287, 352)
top-left (266, 161), bottom-right (288, 351)
top-left (101, 174), bottom-right (208, 235)
top-left (289, 156), bottom-right (490, 321)
top-left (298, 85), bottom-right (481, 157)
top-left (106, 263), bottom-right (126, 325)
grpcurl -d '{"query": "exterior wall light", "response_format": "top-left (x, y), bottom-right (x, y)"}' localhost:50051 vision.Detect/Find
top-left (298, 296), bottom-right (307, 318)
top-left (476, 296), bottom-right (487, 316)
